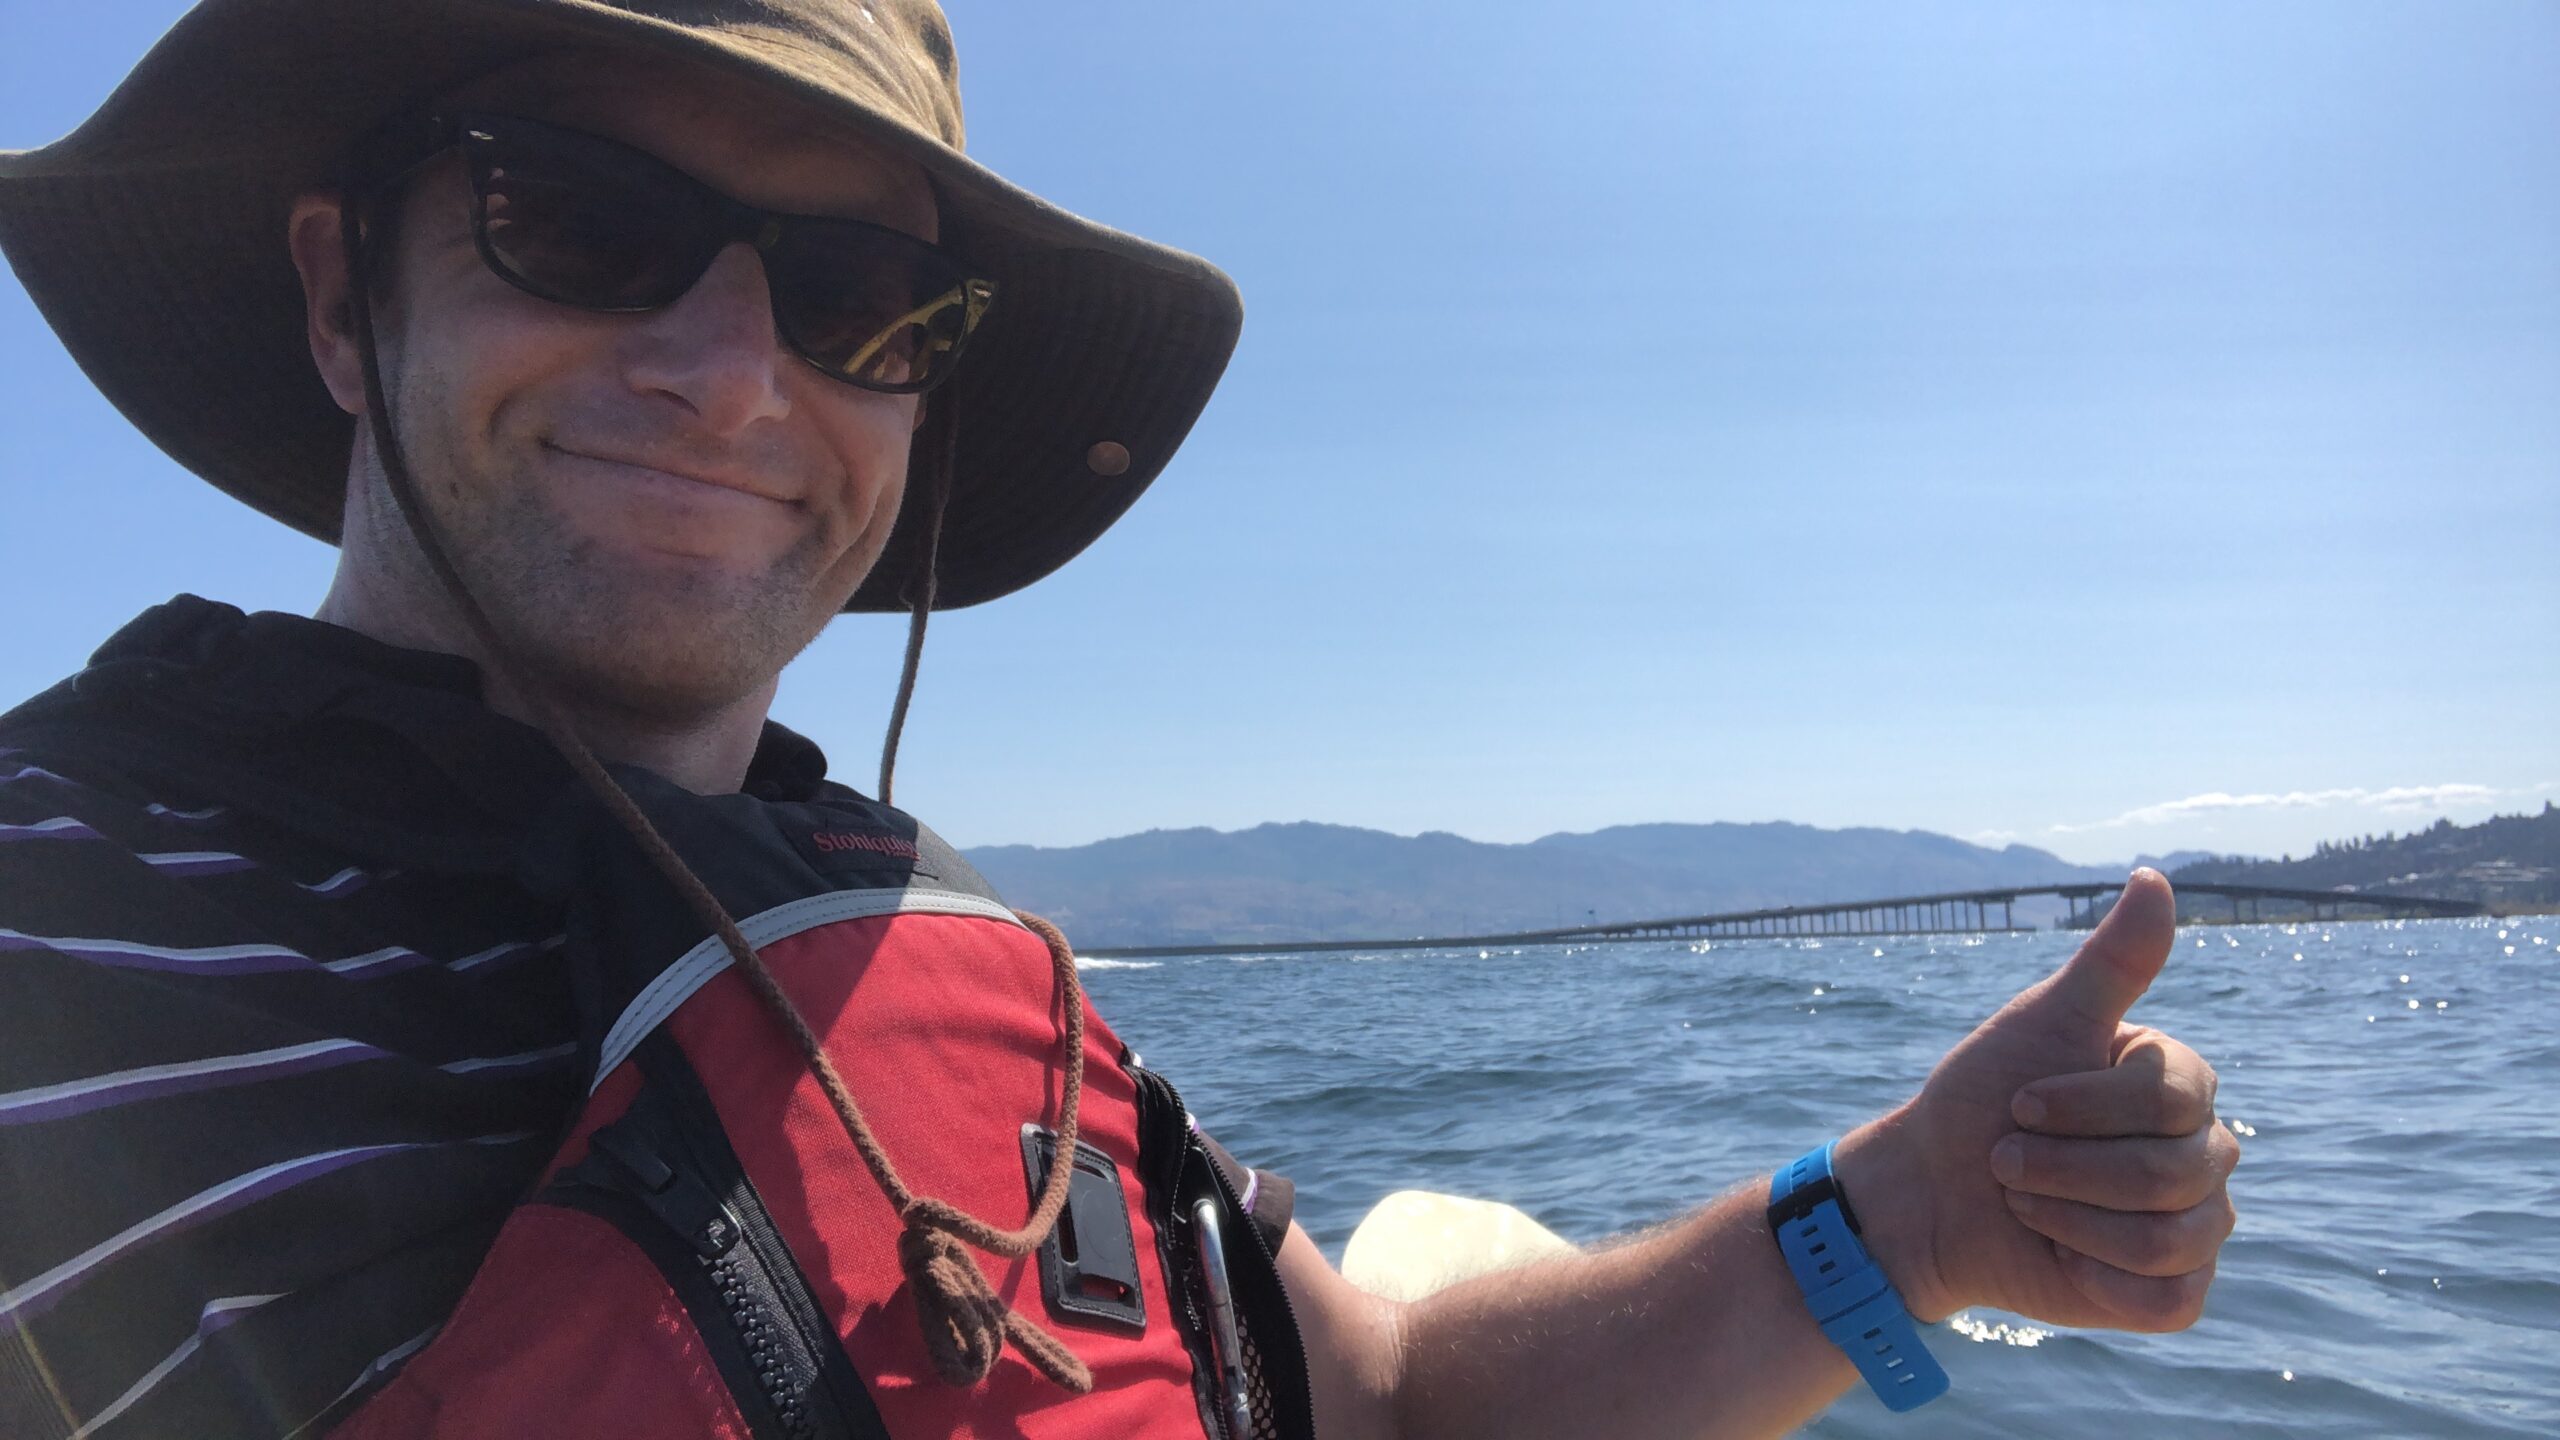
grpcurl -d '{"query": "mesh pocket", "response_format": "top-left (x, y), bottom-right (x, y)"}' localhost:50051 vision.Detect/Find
top-left (1235, 1313), bottom-right (1284, 1440)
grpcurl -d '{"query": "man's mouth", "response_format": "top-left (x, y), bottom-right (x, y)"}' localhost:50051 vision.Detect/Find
top-left (540, 441), bottom-right (797, 507)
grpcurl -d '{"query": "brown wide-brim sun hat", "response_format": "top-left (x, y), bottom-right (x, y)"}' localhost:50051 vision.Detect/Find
top-left (0, 0), bottom-right (1241, 612)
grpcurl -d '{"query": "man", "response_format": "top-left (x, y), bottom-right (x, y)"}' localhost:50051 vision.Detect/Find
top-left (0, 2), bottom-right (2238, 1437)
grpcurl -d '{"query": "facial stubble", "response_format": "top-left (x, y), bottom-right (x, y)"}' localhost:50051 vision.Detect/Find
top-left (373, 351), bottom-right (862, 724)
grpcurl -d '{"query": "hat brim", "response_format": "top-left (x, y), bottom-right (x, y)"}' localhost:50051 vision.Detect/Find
top-left (0, 0), bottom-right (1241, 612)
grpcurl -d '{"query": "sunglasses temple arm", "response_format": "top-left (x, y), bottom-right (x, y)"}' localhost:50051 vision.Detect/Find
top-left (835, 284), bottom-right (971, 380)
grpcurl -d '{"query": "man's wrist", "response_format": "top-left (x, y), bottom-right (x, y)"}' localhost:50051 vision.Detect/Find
top-left (1828, 1107), bottom-right (1958, 1324)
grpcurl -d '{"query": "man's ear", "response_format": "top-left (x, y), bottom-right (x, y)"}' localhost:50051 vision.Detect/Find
top-left (287, 192), bottom-right (370, 417)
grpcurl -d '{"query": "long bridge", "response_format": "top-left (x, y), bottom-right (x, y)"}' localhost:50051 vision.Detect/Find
top-left (1076, 880), bottom-right (2483, 960)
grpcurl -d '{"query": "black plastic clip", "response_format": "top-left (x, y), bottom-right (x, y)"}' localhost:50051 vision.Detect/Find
top-left (1021, 1125), bottom-right (1148, 1333)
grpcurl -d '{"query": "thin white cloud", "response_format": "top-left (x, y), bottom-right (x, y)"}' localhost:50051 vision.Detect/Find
top-left (2050, 783), bottom-right (2505, 834)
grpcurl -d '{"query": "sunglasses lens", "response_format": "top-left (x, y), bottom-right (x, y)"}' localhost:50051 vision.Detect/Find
top-left (767, 224), bottom-right (988, 392)
top-left (449, 116), bottom-right (990, 393)
top-left (463, 124), bottom-right (713, 309)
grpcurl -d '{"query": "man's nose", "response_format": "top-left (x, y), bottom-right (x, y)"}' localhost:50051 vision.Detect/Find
top-left (622, 242), bottom-right (793, 436)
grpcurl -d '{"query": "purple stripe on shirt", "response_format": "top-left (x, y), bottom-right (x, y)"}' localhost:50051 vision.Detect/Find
top-left (438, 1042), bottom-right (579, 1077)
top-left (302, 866), bottom-right (373, 898)
top-left (0, 817), bottom-right (103, 843)
top-left (130, 847), bottom-right (380, 896)
top-left (193, 1291), bottom-right (277, 1342)
top-left (320, 946), bottom-right (439, 979)
top-left (145, 852), bottom-right (379, 896)
top-left (65, 1291), bottom-right (292, 1438)
top-left (0, 1133), bottom-right (536, 1331)
top-left (0, 1041), bottom-right (394, 1126)
top-left (449, 933), bottom-right (567, 974)
top-left (0, 930), bottom-right (432, 980)
top-left (139, 852), bottom-right (262, 877)
top-left (0, 765), bottom-right (228, 824)
top-left (144, 804), bottom-right (227, 823)
top-left (0, 931), bottom-right (315, 975)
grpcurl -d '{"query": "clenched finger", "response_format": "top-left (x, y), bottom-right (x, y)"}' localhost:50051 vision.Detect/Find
top-left (1991, 1122), bottom-right (2241, 1211)
top-left (2004, 1188), bottom-right (2235, 1278)
top-left (2013, 1026), bottom-right (2218, 1138)
top-left (2054, 1244), bottom-right (2218, 1333)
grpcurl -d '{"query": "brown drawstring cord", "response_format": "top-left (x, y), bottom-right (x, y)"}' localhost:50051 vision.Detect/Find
top-left (877, 393), bottom-right (956, 807)
top-left (340, 206), bottom-right (1094, 1394)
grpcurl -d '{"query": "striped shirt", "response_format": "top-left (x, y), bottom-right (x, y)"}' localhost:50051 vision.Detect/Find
top-left (0, 596), bottom-right (839, 1438)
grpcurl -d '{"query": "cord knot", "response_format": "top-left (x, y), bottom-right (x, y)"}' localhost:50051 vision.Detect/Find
top-left (898, 1213), bottom-right (1007, 1386)
top-left (899, 1200), bottom-right (1094, 1395)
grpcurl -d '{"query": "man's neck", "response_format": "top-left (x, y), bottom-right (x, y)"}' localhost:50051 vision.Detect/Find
top-left (314, 571), bottom-right (774, 796)
top-left (477, 666), bottom-right (775, 797)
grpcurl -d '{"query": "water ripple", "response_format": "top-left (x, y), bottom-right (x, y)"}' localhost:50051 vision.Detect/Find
top-left (1080, 918), bottom-right (2560, 1436)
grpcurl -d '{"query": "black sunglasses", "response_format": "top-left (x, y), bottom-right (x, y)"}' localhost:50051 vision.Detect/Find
top-left (357, 110), bottom-right (995, 395)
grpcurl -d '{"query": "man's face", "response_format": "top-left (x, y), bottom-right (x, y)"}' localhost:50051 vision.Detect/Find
top-left (332, 55), bottom-right (936, 719)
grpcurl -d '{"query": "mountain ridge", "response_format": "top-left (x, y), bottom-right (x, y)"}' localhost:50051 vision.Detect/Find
top-left (2166, 804), bottom-right (2557, 911)
top-left (959, 818), bottom-right (2211, 947)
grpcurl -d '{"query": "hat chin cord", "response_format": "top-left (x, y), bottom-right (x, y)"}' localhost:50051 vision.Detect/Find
top-left (337, 203), bottom-right (1096, 1395)
top-left (875, 394), bottom-right (956, 808)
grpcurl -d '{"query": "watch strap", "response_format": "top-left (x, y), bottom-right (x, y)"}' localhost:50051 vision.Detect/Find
top-left (1767, 1141), bottom-right (1950, 1413)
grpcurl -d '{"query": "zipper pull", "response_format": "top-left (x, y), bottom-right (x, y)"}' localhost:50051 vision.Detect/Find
top-left (576, 1116), bottom-right (742, 1261)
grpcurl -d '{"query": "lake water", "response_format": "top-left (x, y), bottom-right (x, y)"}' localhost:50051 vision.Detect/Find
top-left (1079, 915), bottom-right (2559, 1438)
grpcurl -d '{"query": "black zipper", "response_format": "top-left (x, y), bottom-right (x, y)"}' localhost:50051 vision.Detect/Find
top-left (546, 1036), bottom-right (889, 1440)
top-left (1133, 1064), bottom-right (1316, 1440)
top-left (1133, 1064), bottom-right (1224, 1438)
top-left (1194, 1113), bottom-right (1314, 1440)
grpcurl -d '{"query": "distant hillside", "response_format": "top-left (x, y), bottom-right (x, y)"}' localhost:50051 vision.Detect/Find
top-left (2169, 805), bottom-right (2560, 914)
top-left (963, 820), bottom-right (2131, 947)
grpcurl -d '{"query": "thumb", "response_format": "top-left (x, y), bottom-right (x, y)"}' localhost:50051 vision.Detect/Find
top-left (2028, 869), bottom-right (2177, 1031)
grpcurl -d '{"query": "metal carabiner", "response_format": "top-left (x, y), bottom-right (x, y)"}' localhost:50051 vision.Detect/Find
top-left (1189, 1195), bottom-right (1255, 1440)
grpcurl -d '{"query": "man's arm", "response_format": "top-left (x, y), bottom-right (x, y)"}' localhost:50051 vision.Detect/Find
top-left (1279, 870), bottom-right (2241, 1440)
top-left (1278, 1114), bottom-right (1919, 1440)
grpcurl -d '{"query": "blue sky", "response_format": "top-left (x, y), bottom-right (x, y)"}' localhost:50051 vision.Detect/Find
top-left (3, 1), bottom-right (2553, 864)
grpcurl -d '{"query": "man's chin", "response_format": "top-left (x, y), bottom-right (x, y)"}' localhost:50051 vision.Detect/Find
top-left (439, 500), bottom-right (845, 719)
top-left (492, 593), bottom-right (813, 721)
top-left (519, 646), bottom-right (780, 725)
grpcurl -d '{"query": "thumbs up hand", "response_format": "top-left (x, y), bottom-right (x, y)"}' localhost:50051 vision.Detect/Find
top-left (1834, 870), bottom-right (2241, 1332)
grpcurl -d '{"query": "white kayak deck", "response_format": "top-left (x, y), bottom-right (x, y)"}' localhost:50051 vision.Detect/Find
top-left (1338, 1190), bottom-right (1579, 1302)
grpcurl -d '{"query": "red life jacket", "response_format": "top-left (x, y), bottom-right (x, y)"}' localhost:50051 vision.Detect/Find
top-left (330, 776), bottom-right (1312, 1440)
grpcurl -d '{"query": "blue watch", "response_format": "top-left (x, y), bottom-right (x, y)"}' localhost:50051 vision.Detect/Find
top-left (1767, 1140), bottom-right (1950, 1413)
